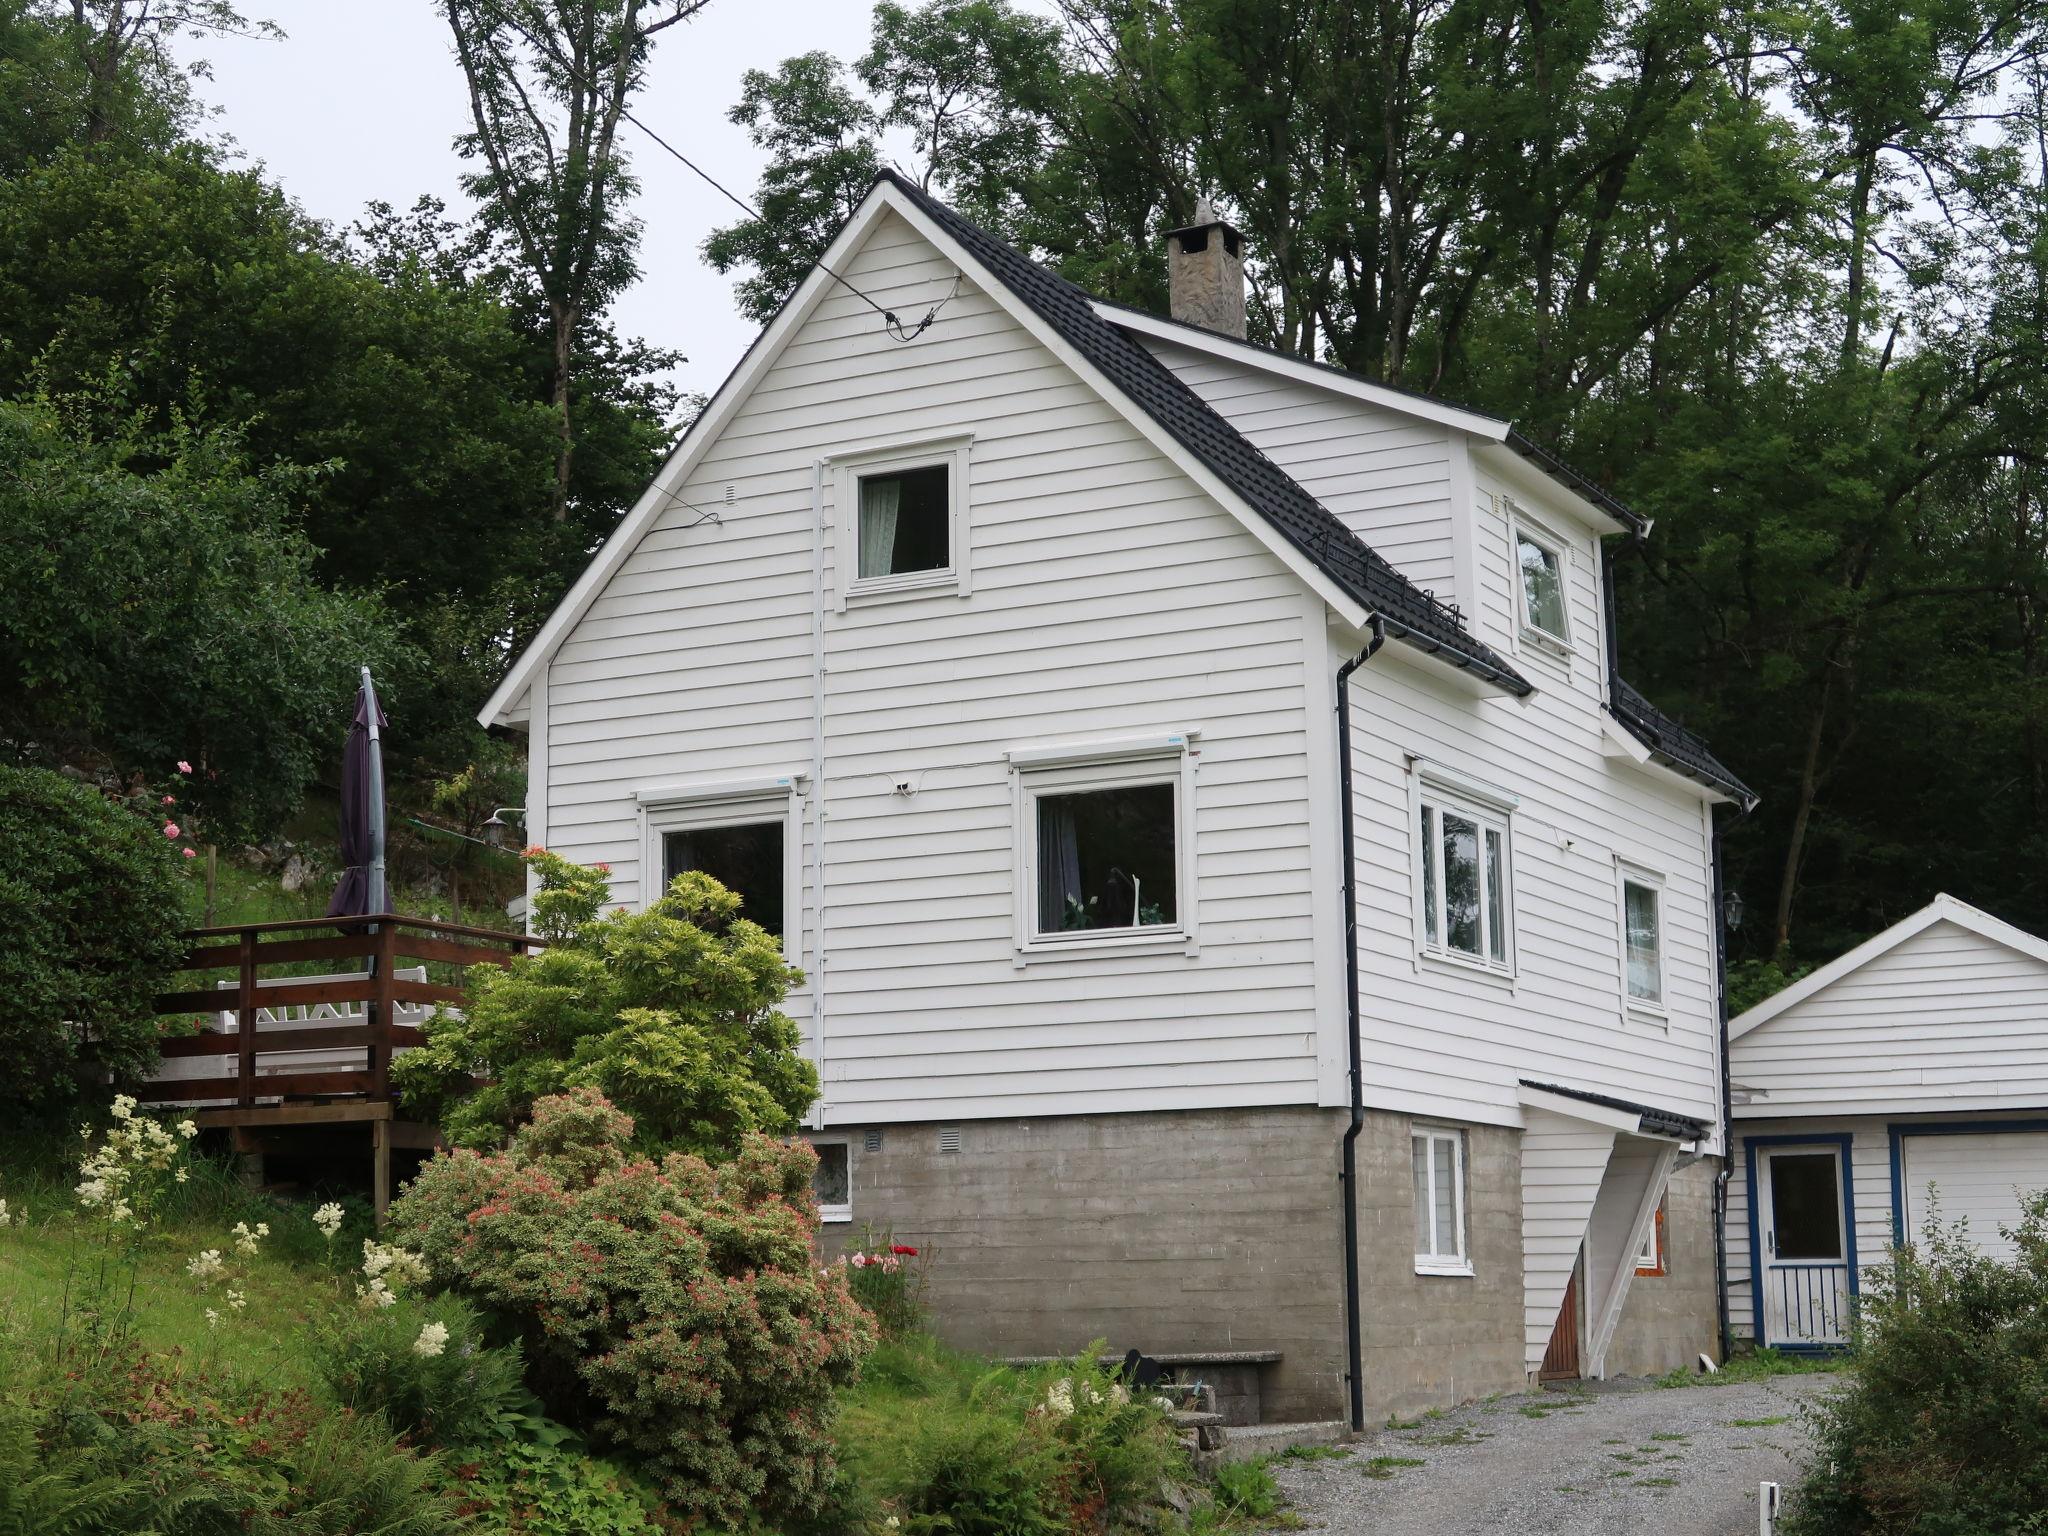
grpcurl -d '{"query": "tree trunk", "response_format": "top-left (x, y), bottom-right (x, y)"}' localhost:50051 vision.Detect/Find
top-left (549, 298), bottom-right (577, 521)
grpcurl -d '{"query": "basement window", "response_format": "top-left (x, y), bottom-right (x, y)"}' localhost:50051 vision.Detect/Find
top-left (1412, 1127), bottom-right (1470, 1275)
top-left (812, 1140), bottom-right (850, 1223)
top-left (1636, 1196), bottom-right (1667, 1276)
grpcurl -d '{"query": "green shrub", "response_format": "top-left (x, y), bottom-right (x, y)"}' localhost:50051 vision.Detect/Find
top-left (0, 764), bottom-right (185, 1107)
top-left (392, 849), bottom-right (818, 1157)
top-left (1210, 1456), bottom-right (1284, 1519)
top-left (312, 1292), bottom-right (526, 1447)
top-left (1783, 1192), bottom-right (2048, 1535)
top-left (390, 1087), bottom-right (875, 1530)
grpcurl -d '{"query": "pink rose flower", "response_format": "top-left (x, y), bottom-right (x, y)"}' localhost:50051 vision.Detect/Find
top-left (176, 760), bottom-right (192, 774)
top-left (162, 822), bottom-right (180, 839)
top-left (182, 847), bottom-right (197, 859)
top-left (849, 1252), bottom-right (868, 1268)
top-left (161, 794), bottom-right (175, 805)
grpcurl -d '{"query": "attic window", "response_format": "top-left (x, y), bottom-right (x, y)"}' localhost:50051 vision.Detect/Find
top-left (1514, 520), bottom-right (1571, 649)
top-left (858, 464), bottom-right (950, 579)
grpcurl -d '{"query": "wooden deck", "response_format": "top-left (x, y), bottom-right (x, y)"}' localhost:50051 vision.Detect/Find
top-left (139, 912), bottom-right (542, 1215)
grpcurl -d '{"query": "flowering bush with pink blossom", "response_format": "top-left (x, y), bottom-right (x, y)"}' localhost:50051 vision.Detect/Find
top-left (390, 1087), bottom-right (876, 1529)
top-left (0, 763), bottom-right (186, 1108)
top-left (837, 1224), bottom-right (932, 1338)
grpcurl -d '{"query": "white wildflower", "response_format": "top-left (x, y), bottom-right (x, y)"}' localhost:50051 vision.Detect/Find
top-left (357, 1276), bottom-right (398, 1309)
top-left (110, 1094), bottom-right (136, 1122)
top-left (886, 1520), bottom-right (901, 1531)
top-left (313, 1202), bottom-right (345, 1239)
top-left (231, 1221), bottom-right (264, 1256)
top-left (0, 1198), bottom-right (10, 1227)
top-left (204, 1308), bottom-right (221, 1329)
top-left (1043, 1379), bottom-right (1075, 1419)
top-left (187, 1249), bottom-right (225, 1284)
top-left (412, 1321), bottom-right (450, 1358)
top-left (174, 1168), bottom-right (188, 1184)
top-left (225, 1287), bottom-right (246, 1313)
top-left (177, 1120), bottom-right (198, 1140)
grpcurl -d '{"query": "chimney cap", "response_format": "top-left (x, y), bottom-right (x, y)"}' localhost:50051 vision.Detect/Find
top-left (1165, 195), bottom-right (1239, 241)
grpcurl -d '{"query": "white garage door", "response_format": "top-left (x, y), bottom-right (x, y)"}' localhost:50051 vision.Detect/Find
top-left (1899, 1131), bottom-right (2048, 1262)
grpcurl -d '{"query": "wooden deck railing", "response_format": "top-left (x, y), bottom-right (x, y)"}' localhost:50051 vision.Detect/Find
top-left (139, 913), bottom-right (544, 1110)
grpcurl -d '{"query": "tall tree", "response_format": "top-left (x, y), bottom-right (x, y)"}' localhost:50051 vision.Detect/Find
top-left (442, 0), bottom-right (706, 519)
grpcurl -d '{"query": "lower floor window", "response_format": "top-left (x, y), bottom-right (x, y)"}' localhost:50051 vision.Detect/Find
top-left (663, 819), bottom-right (785, 939)
top-left (812, 1141), bottom-right (850, 1222)
top-left (1035, 780), bottom-right (1178, 934)
top-left (1412, 1127), bottom-right (1468, 1272)
top-left (1635, 1196), bottom-right (1667, 1275)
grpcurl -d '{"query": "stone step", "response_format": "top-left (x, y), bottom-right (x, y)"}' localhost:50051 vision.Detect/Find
top-left (1216, 1420), bottom-right (1351, 1465)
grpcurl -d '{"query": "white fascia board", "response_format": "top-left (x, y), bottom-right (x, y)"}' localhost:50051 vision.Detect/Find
top-left (1097, 302), bottom-right (1511, 444)
top-left (1731, 893), bottom-right (2048, 1040)
top-left (1600, 717), bottom-right (1732, 807)
top-left (874, 193), bottom-right (1374, 631)
top-left (1517, 1083), bottom-right (1642, 1135)
top-left (1473, 439), bottom-right (1633, 538)
top-left (1600, 711), bottom-right (1653, 765)
top-left (476, 191), bottom-right (904, 729)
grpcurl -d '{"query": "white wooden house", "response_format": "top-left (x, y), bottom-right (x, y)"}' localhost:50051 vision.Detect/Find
top-left (478, 175), bottom-right (1753, 1423)
top-left (1728, 894), bottom-right (2048, 1351)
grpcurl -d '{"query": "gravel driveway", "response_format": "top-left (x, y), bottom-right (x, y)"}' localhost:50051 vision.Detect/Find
top-left (1260, 1375), bottom-right (1839, 1536)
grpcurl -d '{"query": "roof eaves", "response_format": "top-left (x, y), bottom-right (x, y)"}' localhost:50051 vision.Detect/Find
top-left (1504, 431), bottom-right (1650, 538)
top-left (1607, 676), bottom-right (1757, 810)
top-left (1519, 1078), bottom-right (1711, 1142)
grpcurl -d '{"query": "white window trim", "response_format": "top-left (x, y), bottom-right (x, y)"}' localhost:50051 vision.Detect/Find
top-left (1407, 762), bottom-right (1516, 978)
top-left (1617, 861), bottom-right (1668, 1021)
top-left (639, 780), bottom-right (804, 966)
top-left (1635, 1198), bottom-right (1664, 1274)
top-left (1413, 1126), bottom-right (1472, 1276)
top-left (810, 1137), bottom-right (852, 1224)
top-left (1508, 501), bottom-right (1575, 657)
top-left (1010, 739), bottom-right (1198, 958)
top-left (832, 434), bottom-right (972, 608)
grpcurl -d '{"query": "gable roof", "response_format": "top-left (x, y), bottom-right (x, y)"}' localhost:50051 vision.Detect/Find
top-left (1729, 893), bottom-right (2048, 1040)
top-left (1606, 676), bottom-right (1757, 809)
top-left (874, 173), bottom-right (1530, 695)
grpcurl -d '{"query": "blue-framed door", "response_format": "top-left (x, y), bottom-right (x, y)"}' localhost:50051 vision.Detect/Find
top-left (1746, 1134), bottom-right (1858, 1348)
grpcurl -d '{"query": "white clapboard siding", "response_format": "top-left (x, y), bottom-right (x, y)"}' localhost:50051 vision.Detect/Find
top-left (542, 208), bottom-right (1320, 1124)
top-left (1522, 1110), bottom-right (1617, 1370)
top-left (1142, 339), bottom-right (1460, 601)
top-left (1897, 1130), bottom-right (2048, 1263)
top-left (1733, 917), bottom-right (2048, 1117)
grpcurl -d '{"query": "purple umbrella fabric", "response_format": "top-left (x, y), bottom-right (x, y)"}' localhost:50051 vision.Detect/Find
top-left (327, 671), bottom-right (389, 918)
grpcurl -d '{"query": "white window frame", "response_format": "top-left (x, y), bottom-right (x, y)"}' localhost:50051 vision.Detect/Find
top-left (1408, 762), bottom-right (1517, 978)
top-left (1509, 504), bottom-right (1574, 655)
top-left (1617, 862), bottom-right (1667, 1020)
top-left (810, 1137), bottom-right (851, 1224)
top-left (1008, 733), bottom-right (1199, 957)
top-left (833, 435), bottom-right (972, 607)
top-left (1635, 1195), bottom-right (1665, 1275)
top-left (637, 775), bottom-right (805, 965)
top-left (1412, 1126), bottom-right (1471, 1275)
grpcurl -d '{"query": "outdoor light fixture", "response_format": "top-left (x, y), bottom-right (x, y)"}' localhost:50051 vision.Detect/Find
top-left (1724, 888), bottom-right (1744, 931)
top-left (481, 807), bottom-right (526, 850)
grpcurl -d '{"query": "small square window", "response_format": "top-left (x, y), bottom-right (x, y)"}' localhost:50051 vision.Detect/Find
top-left (1515, 526), bottom-right (1570, 647)
top-left (664, 820), bottom-right (785, 939)
top-left (1414, 784), bottom-right (1512, 973)
top-left (1036, 781), bottom-right (1178, 935)
top-left (1636, 1197), bottom-right (1667, 1276)
top-left (1412, 1128), bottom-right (1468, 1273)
top-left (857, 464), bottom-right (950, 579)
top-left (812, 1141), bottom-right (850, 1223)
top-left (1622, 873), bottom-right (1663, 1010)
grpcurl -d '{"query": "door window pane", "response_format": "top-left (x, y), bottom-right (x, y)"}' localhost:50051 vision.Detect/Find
top-left (1769, 1152), bottom-right (1844, 1261)
top-left (664, 820), bottom-right (785, 938)
top-left (858, 464), bottom-right (949, 578)
top-left (1624, 880), bottom-right (1662, 1003)
top-left (1036, 781), bottom-right (1177, 933)
top-left (1518, 533), bottom-right (1568, 640)
top-left (1441, 812), bottom-right (1481, 956)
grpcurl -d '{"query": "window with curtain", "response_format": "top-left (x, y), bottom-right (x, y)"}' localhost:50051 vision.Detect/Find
top-left (663, 820), bottom-right (785, 938)
top-left (857, 464), bottom-right (949, 579)
top-left (1415, 788), bottom-right (1512, 972)
top-left (812, 1142), bottom-right (850, 1222)
top-left (1515, 527), bottom-right (1570, 645)
top-left (1623, 875), bottom-right (1663, 1007)
top-left (1412, 1128), bottom-right (1468, 1271)
top-left (1034, 781), bottom-right (1177, 935)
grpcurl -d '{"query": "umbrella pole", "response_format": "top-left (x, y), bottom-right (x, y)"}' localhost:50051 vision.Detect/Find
top-left (361, 666), bottom-right (392, 1221)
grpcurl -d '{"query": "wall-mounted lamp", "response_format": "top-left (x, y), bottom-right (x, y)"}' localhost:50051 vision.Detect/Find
top-left (482, 807), bottom-right (526, 850)
top-left (1723, 888), bottom-right (1744, 931)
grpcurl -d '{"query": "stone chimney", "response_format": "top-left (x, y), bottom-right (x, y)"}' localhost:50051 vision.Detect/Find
top-left (1165, 197), bottom-right (1246, 338)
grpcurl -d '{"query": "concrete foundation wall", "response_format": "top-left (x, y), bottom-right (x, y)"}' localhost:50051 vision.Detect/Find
top-left (814, 1108), bottom-right (1722, 1424)
top-left (1604, 1157), bottom-right (1723, 1377)
top-left (812, 1107), bottom-right (1350, 1423)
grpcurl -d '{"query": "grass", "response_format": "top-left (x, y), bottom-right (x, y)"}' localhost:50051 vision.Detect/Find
top-left (1648, 1431), bottom-right (1690, 1442)
top-left (1655, 1346), bottom-right (1849, 1389)
top-left (1412, 1426), bottom-right (1488, 1446)
top-left (1278, 1443), bottom-right (1350, 1462)
top-left (1639, 1475), bottom-right (1679, 1488)
top-left (1728, 1415), bottom-right (1791, 1428)
top-left (1360, 1455), bottom-right (1426, 1479)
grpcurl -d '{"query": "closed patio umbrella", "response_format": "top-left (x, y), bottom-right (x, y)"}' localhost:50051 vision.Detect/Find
top-left (327, 667), bottom-right (388, 918)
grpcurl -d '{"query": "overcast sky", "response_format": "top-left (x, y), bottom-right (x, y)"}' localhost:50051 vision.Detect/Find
top-left (175, 1), bottom-right (929, 407)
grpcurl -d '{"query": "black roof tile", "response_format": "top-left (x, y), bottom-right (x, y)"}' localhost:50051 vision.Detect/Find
top-left (1608, 677), bottom-right (1757, 809)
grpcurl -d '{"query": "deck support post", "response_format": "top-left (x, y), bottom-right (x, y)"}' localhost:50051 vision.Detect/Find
top-left (372, 1118), bottom-right (392, 1226)
top-left (235, 929), bottom-right (258, 1108)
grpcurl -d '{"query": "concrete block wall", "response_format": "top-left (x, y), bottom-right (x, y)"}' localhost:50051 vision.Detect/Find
top-left (1603, 1156), bottom-right (1723, 1377)
top-left (811, 1107), bottom-right (1350, 1422)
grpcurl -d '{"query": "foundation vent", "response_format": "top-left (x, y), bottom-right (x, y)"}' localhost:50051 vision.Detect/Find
top-left (864, 1129), bottom-right (883, 1152)
top-left (937, 1125), bottom-right (963, 1154)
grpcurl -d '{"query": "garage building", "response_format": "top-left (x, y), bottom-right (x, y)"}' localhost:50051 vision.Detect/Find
top-left (1726, 894), bottom-right (2048, 1350)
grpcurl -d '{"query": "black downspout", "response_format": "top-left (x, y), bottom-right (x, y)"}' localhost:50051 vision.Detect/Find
top-left (1711, 807), bottom-right (1735, 1363)
top-left (1337, 615), bottom-right (1387, 1434)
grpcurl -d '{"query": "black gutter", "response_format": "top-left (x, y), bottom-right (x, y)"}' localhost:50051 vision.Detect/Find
top-left (1507, 429), bottom-right (1649, 537)
top-left (1336, 615), bottom-right (1387, 1433)
top-left (1375, 615), bottom-right (1532, 699)
top-left (1710, 804), bottom-right (1742, 1363)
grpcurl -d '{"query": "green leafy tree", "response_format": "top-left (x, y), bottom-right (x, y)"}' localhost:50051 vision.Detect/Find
top-left (392, 849), bottom-right (817, 1156)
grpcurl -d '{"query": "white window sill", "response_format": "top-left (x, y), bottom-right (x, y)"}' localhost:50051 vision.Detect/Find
top-left (1518, 626), bottom-right (1574, 660)
top-left (1414, 1260), bottom-right (1474, 1278)
top-left (845, 571), bottom-right (959, 604)
top-left (1625, 999), bottom-right (1669, 1026)
top-left (1016, 929), bottom-right (1195, 964)
top-left (1418, 948), bottom-right (1516, 988)
top-left (819, 1206), bottom-right (852, 1225)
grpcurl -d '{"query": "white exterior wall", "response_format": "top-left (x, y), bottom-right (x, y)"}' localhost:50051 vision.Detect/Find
top-left (1143, 339), bottom-right (1460, 601)
top-left (1733, 917), bottom-right (2048, 1118)
top-left (541, 210), bottom-right (1322, 1125)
